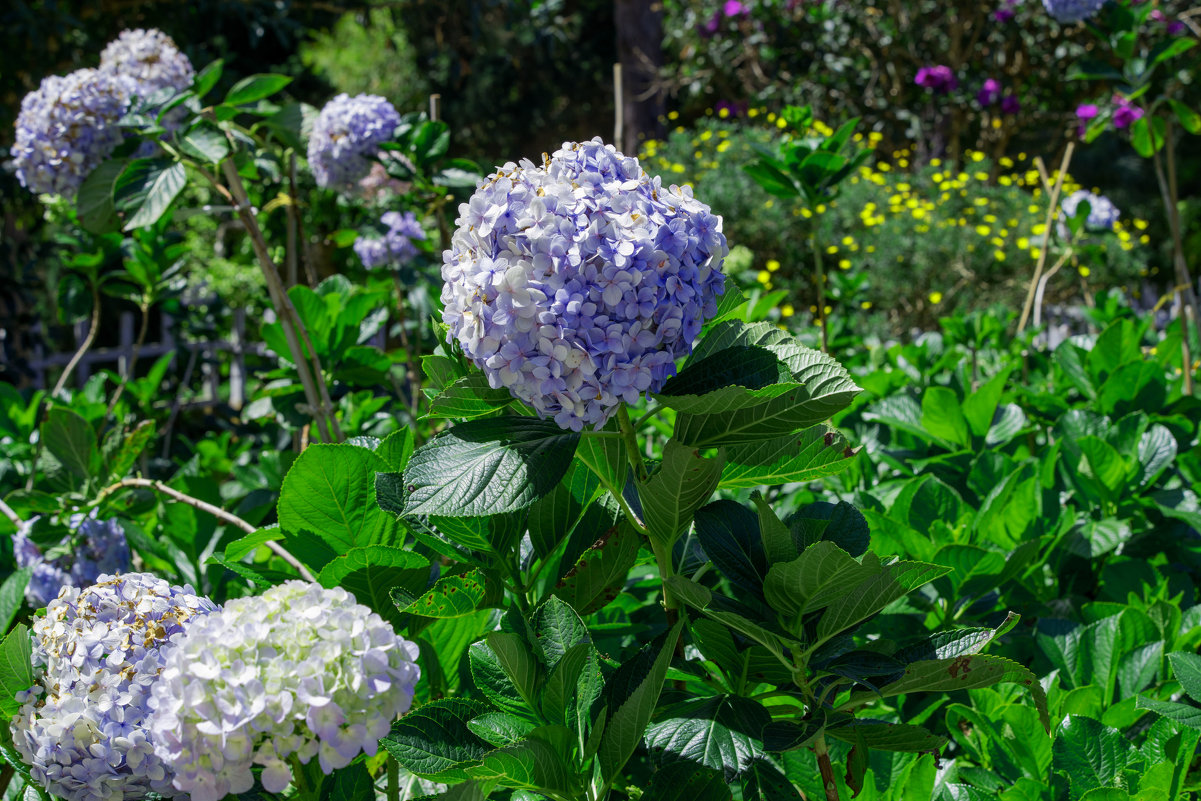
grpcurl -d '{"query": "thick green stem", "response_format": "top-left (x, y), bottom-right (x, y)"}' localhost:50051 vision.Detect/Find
top-left (616, 405), bottom-right (647, 482)
top-left (814, 732), bottom-right (842, 801)
top-left (386, 756), bottom-right (399, 801)
top-left (812, 237), bottom-right (828, 353)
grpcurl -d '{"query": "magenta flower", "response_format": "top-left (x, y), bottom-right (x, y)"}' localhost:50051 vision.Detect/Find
top-left (915, 65), bottom-right (958, 94)
top-left (977, 79), bottom-right (1002, 106)
top-left (723, 0), bottom-right (749, 16)
top-left (1076, 103), bottom-right (1099, 137)
top-left (1113, 97), bottom-right (1144, 129)
top-left (993, 0), bottom-right (1019, 22)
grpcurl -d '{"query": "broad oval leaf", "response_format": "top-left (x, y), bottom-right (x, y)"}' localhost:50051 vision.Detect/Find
top-left (402, 417), bottom-right (579, 517)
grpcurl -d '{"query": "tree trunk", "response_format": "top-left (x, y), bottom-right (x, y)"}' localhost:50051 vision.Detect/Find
top-left (614, 0), bottom-right (665, 155)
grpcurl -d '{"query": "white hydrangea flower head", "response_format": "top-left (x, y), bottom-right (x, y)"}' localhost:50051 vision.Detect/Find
top-left (10, 573), bottom-right (217, 801)
top-left (1061, 189), bottom-right (1120, 231)
top-left (10, 68), bottom-right (134, 198)
top-left (441, 137), bottom-right (728, 431)
top-left (147, 581), bottom-right (420, 801)
top-left (99, 29), bottom-right (194, 98)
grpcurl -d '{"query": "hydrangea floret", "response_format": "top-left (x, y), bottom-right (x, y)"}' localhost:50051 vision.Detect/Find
top-left (441, 137), bottom-right (728, 431)
top-left (11, 573), bottom-right (217, 801)
top-left (354, 210), bottom-right (427, 269)
top-left (99, 29), bottom-right (194, 98)
top-left (1042, 0), bottom-right (1107, 23)
top-left (308, 93), bottom-right (402, 190)
top-left (147, 581), bottom-right (420, 801)
top-left (10, 68), bottom-right (133, 197)
top-left (1061, 189), bottom-right (1120, 230)
top-left (12, 514), bottom-right (131, 607)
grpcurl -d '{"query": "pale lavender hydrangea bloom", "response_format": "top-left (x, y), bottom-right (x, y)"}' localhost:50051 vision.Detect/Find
top-left (1061, 189), bottom-right (1120, 231)
top-left (1042, 0), bottom-right (1106, 23)
top-left (99, 29), bottom-right (194, 98)
top-left (10, 68), bottom-right (134, 197)
top-left (147, 581), bottom-right (420, 801)
top-left (11, 573), bottom-right (217, 801)
top-left (308, 93), bottom-right (402, 190)
top-left (354, 210), bottom-right (426, 269)
top-left (441, 137), bottom-right (728, 431)
top-left (12, 514), bottom-right (131, 607)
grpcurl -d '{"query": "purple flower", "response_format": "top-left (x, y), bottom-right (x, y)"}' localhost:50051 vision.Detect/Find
top-left (1076, 103), bottom-right (1099, 137)
top-left (1042, 0), bottom-right (1107, 23)
top-left (977, 79), bottom-right (1002, 106)
top-left (308, 93), bottom-right (402, 191)
top-left (12, 573), bottom-right (216, 801)
top-left (12, 514), bottom-right (132, 607)
top-left (723, 0), bottom-right (749, 16)
top-left (915, 65), bottom-right (958, 94)
top-left (441, 138), bottom-right (728, 431)
top-left (1000, 94), bottom-right (1022, 115)
top-left (100, 29), bottom-right (194, 99)
top-left (11, 69), bottom-right (134, 198)
top-left (699, 11), bottom-right (722, 37)
top-left (993, 0), bottom-right (1018, 23)
top-left (355, 210), bottom-right (427, 270)
top-left (1113, 97), bottom-right (1144, 129)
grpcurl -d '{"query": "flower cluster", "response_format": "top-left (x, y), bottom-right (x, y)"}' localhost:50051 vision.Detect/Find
top-left (1062, 189), bottom-right (1120, 231)
top-left (976, 78), bottom-right (1021, 115)
top-left (1042, 0), bottom-right (1107, 23)
top-left (12, 514), bottom-right (131, 607)
top-left (10, 69), bottom-right (133, 197)
top-left (441, 137), bottom-right (728, 431)
top-left (915, 65), bottom-right (958, 94)
top-left (1112, 96), bottom-right (1144, 129)
top-left (99, 29), bottom-right (194, 99)
top-left (11, 574), bottom-right (217, 801)
top-left (308, 93), bottom-right (402, 190)
top-left (354, 210), bottom-right (427, 269)
top-left (147, 582), bottom-right (420, 801)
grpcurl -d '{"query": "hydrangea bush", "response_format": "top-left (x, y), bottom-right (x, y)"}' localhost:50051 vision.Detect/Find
top-left (441, 137), bottom-right (727, 431)
top-left (10, 68), bottom-right (132, 197)
top-left (11, 515), bottom-right (131, 607)
top-left (147, 582), bottom-right (419, 801)
top-left (11, 574), bottom-right (216, 801)
top-left (308, 93), bottom-right (402, 190)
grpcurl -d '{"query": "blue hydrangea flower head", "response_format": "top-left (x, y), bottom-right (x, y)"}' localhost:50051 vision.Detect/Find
top-left (354, 210), bottom-right (427, 269)
top-left (11, 68), bottom-right (134, 198)
top-left (441, 137), bottom-right (728, 431)
top-left (147, 581), bottom-right (420, 801)
top-left (11, 573), bottom-right (217, 801)
top-left (100, 29), bottom-right (194, 98)
top-left (12, 514), bottom-right (132, 607)
top-left (1061, 189), bottom-right (1120, 230)
top-left (308, 93), bottom-right (402, 190)
top-left (1042, 0), bottom-right (1106, 23)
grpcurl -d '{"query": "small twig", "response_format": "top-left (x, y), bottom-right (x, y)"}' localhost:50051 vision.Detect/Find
top-left (1032, 248), bottom-right (1072, 334)
top-left (52, 282), bottom-right (102, 398)
top-left (97, 478), bottom-right (316, 582)
top-left (27, 281), bottom-right (102, 490)
top-left (1018, 142), bottom-right (1074, 333)
top-left (106, 302), bottom-right (152, 416)
top-left (0, 497), bottom-right (22, 528)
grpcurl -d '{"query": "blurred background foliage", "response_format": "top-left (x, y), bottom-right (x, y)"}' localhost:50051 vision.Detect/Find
top-left (2, 0), bottom-right (1199, 354)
